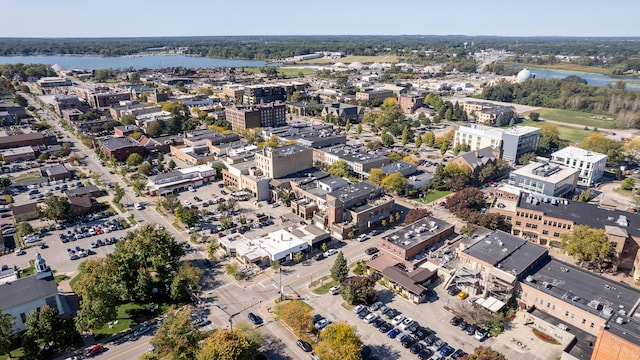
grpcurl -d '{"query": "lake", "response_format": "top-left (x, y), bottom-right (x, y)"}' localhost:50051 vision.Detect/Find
top-left (0, 55), bottom-right (268, 70)
top-left (526, 67), bottom-right (640, 91)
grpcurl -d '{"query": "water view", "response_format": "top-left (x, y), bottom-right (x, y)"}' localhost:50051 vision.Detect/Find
top-left (0, 54), bottom-right (268, 70)
top-left (526, 67), bottom-right (640, 91)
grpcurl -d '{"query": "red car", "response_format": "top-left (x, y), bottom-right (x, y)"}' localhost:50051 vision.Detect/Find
top-left (85, 344), bottom-right (106, 357)
top-left (95, 227), bottom-right (103, 235)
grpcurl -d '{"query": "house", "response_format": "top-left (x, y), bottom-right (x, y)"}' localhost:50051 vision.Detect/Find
top-left (320, 103), bottom-right (363, 123)
top-left (42, 164), bottom-right (73, 181)
top-left (0, 254), bottom-right (64, 333)
top-left (12, 202), bottom-right (39, 222)
top-left (450, 147), bottom-right (500, 179)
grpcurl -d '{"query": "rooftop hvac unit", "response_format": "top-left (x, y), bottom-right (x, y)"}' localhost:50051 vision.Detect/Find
top-left (525, 275), bottom-right (534, 283)
top-left (602, 306), bottom-right (614, 317)
top-left (616, 317), bottom-right (625, 325)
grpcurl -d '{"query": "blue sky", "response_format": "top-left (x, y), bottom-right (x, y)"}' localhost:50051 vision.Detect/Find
top-left (3, 0), bottom-right (639, 37)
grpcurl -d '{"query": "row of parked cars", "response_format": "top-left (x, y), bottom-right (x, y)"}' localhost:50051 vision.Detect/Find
top-left (59, 219), bottom-right (125, 243)
top-left (350, 301), bottom-right (476, 360)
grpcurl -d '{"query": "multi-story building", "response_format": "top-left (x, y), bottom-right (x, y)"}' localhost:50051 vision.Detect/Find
top-left (398, 94), bottom-right (424, 114)
top-left (221, 159), bottom-right (271, 201)
top-left (243, 84), bottom-right (287, 105)
top-left (550, 146), bottom-right (607, 187)
top-left (87, 91), bottom-right (132, 109)
top-left (508, 160), bottom-right (579, 197)
top-left (489, 189), bottom-right (640, 278)
top-left (321, 182), bottom-right (394, 239)
top-left (454, 124), bottom-right (540, 165)
top-left (37, 77), bottom-right (72, 87)
top-left (261, 124), bottom-right (346, 149)
top-left (463, 101), bottom-right (517, 126)
top-left (457, 230), bottom-right (548, 300)
top-left (255, 144), bottom-right (313, 179)
top-left (314, 145), bottom-right (389, 177)
top-left (225, 102), bottom-right (287, 131)
top-left (146, 165), bottom-right (217, 196)
top-left (355, 88), bottom-right (395, 102)
top-left (95, 136), bottom-right (145, 161)
top-left (221, 84), bottom-right (245, 100)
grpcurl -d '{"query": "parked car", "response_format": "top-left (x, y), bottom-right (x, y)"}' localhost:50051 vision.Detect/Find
top-left (314, 318), bottom-right (330, 330)
top-left (247, 312), bottom-right (262, 325)
top-left (329, 285), bottom-right (340, 295)
top-left (323, 249), bottom-right (338, 257)
top-left (296, 339), bottom-right (312, 352)
top-left (356, 234), bottom-right (369, 242)
top-left (365, 247), bottom-right (379, 255)
top-left (387, 328), bottom-right (401, 339)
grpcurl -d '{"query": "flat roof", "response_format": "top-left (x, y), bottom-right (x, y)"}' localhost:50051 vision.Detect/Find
top-left (267, 144), bottom-right (311, 158)
top-left (384, 216), bottom-right (453, 250)
top-left (325, 145), bottom-right (388, 165)
top-left (98, 136), bottom-right (141, 151)
top-left (551, 146), bottom-right (607, 162)
top-left (463, 230), bottom-right (548, 274)
top-left (530, 308), bottom-right (596, 360)
top-left (511, 161), bottom-right (579, 183)
top-left (327, 181), bottom-right (380, 203)
top-left (381, 161), bottom-right (417, 176)
top-left (523, 258), bottom-right (640, 323)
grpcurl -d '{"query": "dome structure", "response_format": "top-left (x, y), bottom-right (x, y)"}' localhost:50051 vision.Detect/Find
top-left (347, 62), bottom-right (363, 70)
top-left (333, 62), bottom-right (346, 68)
top-left (516, 68), bottom-right (533, 83)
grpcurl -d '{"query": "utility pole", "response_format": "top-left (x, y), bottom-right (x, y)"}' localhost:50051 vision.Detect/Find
top-left (215, 298), bottom-right (261, 331)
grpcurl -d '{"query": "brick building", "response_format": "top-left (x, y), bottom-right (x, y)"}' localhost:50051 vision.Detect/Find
top-left (225, 102), bottom-right (286, 131)
top-left (95, 136), bottom-right (145, 162)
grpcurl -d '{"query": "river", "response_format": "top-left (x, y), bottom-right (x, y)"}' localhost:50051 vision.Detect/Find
top-left (525, 67), bottom-right (640, 91)
top-left (0, 54), bottom-right (268, 70)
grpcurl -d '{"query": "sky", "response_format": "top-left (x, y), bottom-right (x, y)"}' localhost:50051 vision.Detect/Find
top-left (2, 0), bottom-right (639, 38)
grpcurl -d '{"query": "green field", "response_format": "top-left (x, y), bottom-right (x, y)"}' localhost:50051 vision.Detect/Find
top-left (517, 119), bottom-right (593, 145)
top-left (522, 108), bottom-right (614, 129)
top-left (421, 190), bottom-right (451, 204)
top-left (243, 66), bottom-right (317, 77)
top-left (300, 54), bottom-right (399, 64)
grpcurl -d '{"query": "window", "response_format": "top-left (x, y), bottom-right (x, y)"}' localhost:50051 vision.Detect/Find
top-left (515, 221), bottom-right (522, 226)
top-left (571, 313), bottom-right (575, 319)
top-left (582, 319), bottom-right (586, 325)
top-left (565, 311), bottom-right (569, 317)
top-left (552, 305), bottom-right (556, 310)
top-left (542, 230), bottom-right (549, 235)
top-left (553, 232), bottom-right (561, 238)
top-left (590, 322), bottom-right (594, 328)
top-left (546, 302), bottom-right (550, 308)
top-left (524, 292), bottom-right (528, 298)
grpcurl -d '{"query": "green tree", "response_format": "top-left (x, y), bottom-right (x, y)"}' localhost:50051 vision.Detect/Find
top-left (168, 159), bottom-right (177, 169)
top-left (341, 276), bottom-right (377, 305)
top-left (196, 328), bottom-right (261, 360)
top-left (74, 257), bottom-right (122, 332)
top-left (368, 168), bottom-right (386, 185)
top-left (580, 133), bottom-right (623, 166)
top-left (293, 251), bottom-right (303, 263)
top-left (120, 114), bottom-right (137, 125)
top-left (381, 172), bottom-right (408, 195)
top-left (345, 120), bottom-right (351, 133)
top-left (518, 152), bottom-right (537, 165)
top-left (560, 225), bottom-right (612, 267)
top-left (157, 194), bottom-right (181, 214)
top-left (415, 134), bottom-right (422, 149)
top-left (487, 312), bottom-right (506, 337)
top-left (15, 221), bottom-right (34, 243)
top-left (478, 163), bottom-right (497, 183)
top-left (328, 160), bottom-right (350, 178)
top-left (465, 346), bottom-right (507, 360)
top-left (0, 177), bottom-right (11, 189)
top-left (422, 132), bottom-right (435, 147)
top-left (176, 205), bottom-right (199, 228)
top-left (0, 311), bottom-right (14, 356)
top-left (278, 188), bottom-right (294, 207)
top-left (275, 300), bottom-right (312, 336)
top-left (112, 183), bottom-right (125, 204)
top-left (529, 112), bottom-right (540, 121)
top-left (621, 177), bottom-right (635, 191)
top-left (267, 135), bottom-right (280, 148)
top-left (381, 133), bottom-right (395, 147)
top-left (176, 261), bottom-right (204, 292)
top-left (37, 196), bottom-right (71, 223)
top-left (147, 121), bottom-right (164, 137)
top-left (138, 162), bottom-right (152, 175)
top-left (401, 125), bottom-right (410, 146)
top-left (151, 308), bottom-right (204, 360)
top-left (331, 251), bottom-right (348, 282)
top-left (127, 153), bottom-right (144, 167)
top-left (356, 123), bottom-right (362, 135)
top-left (314, 322), bottom-right (363, 360)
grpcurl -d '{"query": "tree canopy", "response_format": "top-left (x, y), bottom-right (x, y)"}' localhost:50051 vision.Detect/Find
top-left (341, 276), bottom-right (377, 305)
top-left (328, 160), bottom-right (351, 178)
top-left (150, 308), bottom-right (204, 360)
top-left (560, 225), bottom-right (612, 266)
top-left (314, 322), bottom-right (363, 360)
top-left (37, 196), bottom-right (71, 222)
top-left (381, 172), bottom-right (408, 195)
top-left (331, 251), bottom-right (348, 283)
top-left (197, 328), bottom-right (261, 360)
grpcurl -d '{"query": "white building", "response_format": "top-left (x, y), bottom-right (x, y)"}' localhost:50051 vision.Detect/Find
top-left (454, 124), bottom-right (540, 165)
top-left (0, 254), bottom-right (64, 333)
top-left (218, 228), bottom-right (311, 265)
top-left (146, 164), bottom-right (217, 195)
top-left (550, 146), bottom-right (607, 186)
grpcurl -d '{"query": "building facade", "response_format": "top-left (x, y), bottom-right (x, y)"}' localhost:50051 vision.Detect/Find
top-left (550, 146), bottom-right (607, 187)
top-left (255, 145), bottom-right (313, 179)
top-left (225, 102), bottom-right (287, 131)
top-left (398, 94), bottom-right (424, 114)
top-left (508, 160), bottom-right (579, 197)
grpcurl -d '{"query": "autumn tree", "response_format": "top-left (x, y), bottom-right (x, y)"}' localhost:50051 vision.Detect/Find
top-left (0, 311), bottom-right (14, 356)
top-left (381, 172), bottom-right (408, 195)
top-left (127, 152), bottom-right (143, 167)
top-left (151, 307), bottom-right (204, 360)
top-left (579, 133), bottom-right (623, 165)
top-left (461, 346), bottom-right (507, 360)
top-left (422, 132), bottom-right (435, 147)
top-left (266, 135), bottom-right (280, 148)
top-left (331, 251), bottom-right (348, 283)
top-left (404, 208), bottom-right (432, 225)
top-left (197, 328), bottom-right (261, 360)
top-left (341, 276), bottom-right (377, 305)
top-left (560, 225), bottom-right (612, 267)
top-left (74, 257), bottom-right (122, 331)
top-left (368, 168), bottom-right (386, 185)
top-left (276, 300), bottom-right (312, 335)
top-left (537, 123), bottom-right (561, 154)
top-left (415, 134), bottom-right (422, 148)
top-left (37, 195), bottom-right (71, 222)
top-left (314, 322), bottom-right (363, 360)
top-left (445, 187), bottom-right (485, 214)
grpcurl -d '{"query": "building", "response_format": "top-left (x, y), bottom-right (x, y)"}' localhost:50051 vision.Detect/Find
top-left (315, 145), bottom-right (389, 178)
top-left (592, 318), bottom-right (640, 360)
top-left (0, 133), bottom-right (46, 150)
top-left (398, 94), bottom-right (424, 114)
top-left (454, 124), bottom-right (540, 165)
top-left (261, 124), bottom-right (346, 149)
top-left (243, 84), bottom-right (287, 105)
top-left (463, 101), bottom-right (517, 126)
top-left (11, 202), bottom-right (38, 222)
top-left (255, 145), bottom-right (313, 179)
top-left (52, 95), bottom-right (82, 116)
top-left (356, 88), bottom-right (395, 102)
top-left (457, 230), bottom-right (548, 300)
top-left (508, 160), bottom-right (579, 197)
top-left (0, 254), bottom-right (64, 333)
top-left (148, 89), bottom-right (169, 104)
top-left (222, 84), bottom-right (245, 100)
top-left (225, 102), bottom-right (287, 131)
top-left (61, 108), bottom-right (83, 122)
top-left (37, 77), bottom-right (72, 87)
top-left (222, 160), bottom-right (271, 201)
top-left (285, 170), bottom-right (350, 220)
top-left (380, 161), bottom-right (417, 177)
top-left (320, 103), bottom-right (363, 123)
top-left (519, 257), bottom-right (640, 339)
top-left (0, 146), bottom-right (36, 163)
top-left (287, 101), bottom-right (323, 117)
top-left (95, 136), bottom-right (145, 162)
top-left (114, 125), bottom-right (140, 137)
top-left (42, 164), bottom-right (73, 181)
top-left (450, 147), bottom-right (500, 179)
top-left (87, 91), bottom-right (131, 109)
top-left (321, 182), bottom-right (395, 239)
top-left (550, 146), bottom-right (607, 187)
top-left (490, 190), bottom-right (640, 277)
top-left (218, 228), bottom-right (310, 266)
top-left (146, 165), bottom-right (217, 196)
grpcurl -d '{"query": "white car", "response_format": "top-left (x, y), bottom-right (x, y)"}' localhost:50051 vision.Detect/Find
top-left (392, 314), bottom-right (405, 326)
top-left (323, 249), bottom-right (338, 257)
top-left (357, 234), bottom-right (369, 242)
top-left (184, 200), bottom-right (192, 206)
top-left (329, 285), bottom-right (340, 295)
top-left (314, 318), bottom-right (330, 330)
top-left (188, 186), bottom-right (196, 192)
top-left (134, 203), bottom-right (144, 210)
top-left (353, 304), bottom-right (366, 314)
top-left (364, 313), bottom-right (378, 323)
top-left (399, 317), bottom-right (414, 330)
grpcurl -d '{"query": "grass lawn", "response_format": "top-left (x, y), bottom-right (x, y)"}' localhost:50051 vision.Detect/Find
top-left (92, 302), bottom-right (146, 339)
top-left (21, 266), bottom-right (35, 277)
top-left (521, 108), bottom-right (614, 129)
top-left (54, 274), bottom-right (68, 284)
top-left (312, 280), bottom-right (339, 295)
top-left (300, 54), bottom-right (399, 64)
top-left (421, 190), bottom-right (452, 204)
top-left (516, 119), bottom-right (594, 145)
top-left (243, 66), bottom-right (317, 77)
